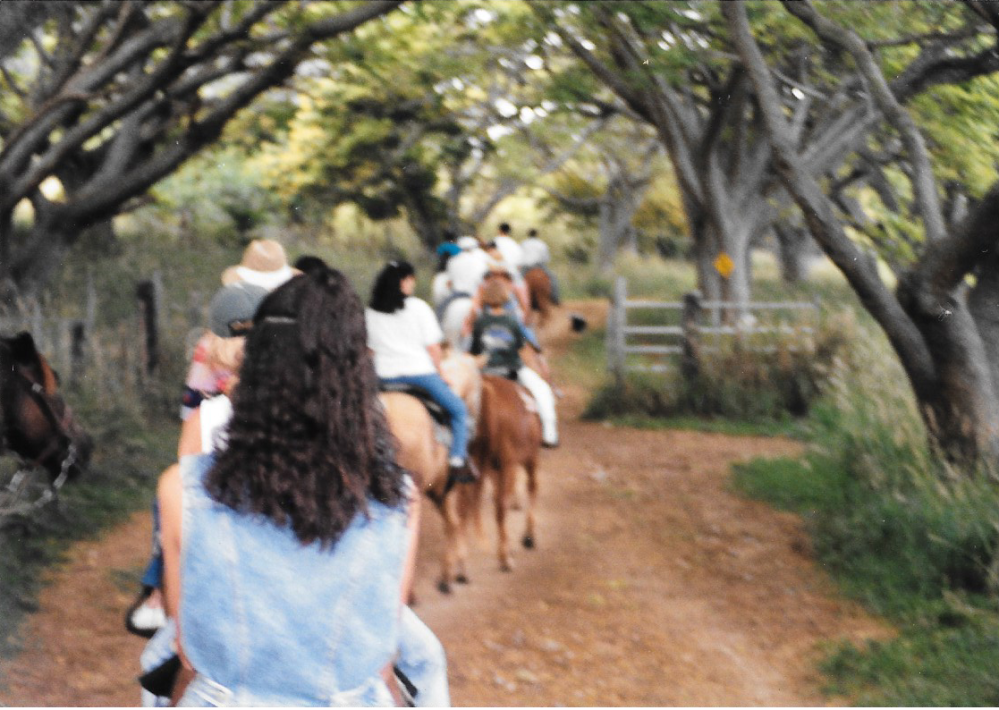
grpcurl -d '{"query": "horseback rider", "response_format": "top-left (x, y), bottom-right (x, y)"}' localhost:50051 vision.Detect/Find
top-left (437, 235), bottom-right (487, 318)
top-left (432, 230), bottom-right (461, 309)
top-left (462, 255), bottom-right (549, 383)
top-left (139, 270), bottom-right (449, 706)
top-left (367, 260), bottom-right (478, 485)
top-left (520, 227), bottom-right (561, 305)
top-left (158, 268), bottom-right (448, 706)
top-left (180, 239), bottom-right (298, 420)
top-left (493, 222), bottom-right (524, 271)
top-left (470, 275), bottom-right (559, 449)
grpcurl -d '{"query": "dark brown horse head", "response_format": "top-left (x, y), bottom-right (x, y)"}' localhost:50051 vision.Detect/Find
top-left (0, 332), bottom-right (93, 482)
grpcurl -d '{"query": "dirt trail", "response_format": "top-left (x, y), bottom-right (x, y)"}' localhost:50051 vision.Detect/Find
top-left (0, 300), bottom-right (887, 707)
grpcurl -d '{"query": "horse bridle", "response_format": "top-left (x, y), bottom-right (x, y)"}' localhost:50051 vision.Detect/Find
top-left (1, 361), bottom-right (80, 496)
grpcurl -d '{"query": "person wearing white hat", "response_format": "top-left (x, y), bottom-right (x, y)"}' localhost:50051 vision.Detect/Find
top-left (181, 239), bottom-right (300, 420)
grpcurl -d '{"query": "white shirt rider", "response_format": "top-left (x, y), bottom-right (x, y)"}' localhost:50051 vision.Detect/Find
top-left (493, 231), bottom-right (524, 269)
top-left (365, 297), bottom-right (444, 378)
top-left (446, 239), bottom-right (489, 295)
top-left (521, 235), bottom-right (551, 268)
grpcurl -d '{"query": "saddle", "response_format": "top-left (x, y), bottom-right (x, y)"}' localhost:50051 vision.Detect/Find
top-left (379, 383), bottom-right (450, 427)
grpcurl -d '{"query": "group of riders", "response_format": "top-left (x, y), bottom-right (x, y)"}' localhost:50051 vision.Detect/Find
top-left (126, 225), bottom-right (562, 706)
top-left (372, 222), bottom-right (561, 486)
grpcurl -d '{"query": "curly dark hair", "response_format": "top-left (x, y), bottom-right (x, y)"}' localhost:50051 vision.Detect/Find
top-left (368, 260), bottom-right (415, 314)
top-left (206, 267), bottom-right (407, 546)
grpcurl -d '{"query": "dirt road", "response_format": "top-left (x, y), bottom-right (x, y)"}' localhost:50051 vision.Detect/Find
top-left (0, 301), bottom-right (886, 706)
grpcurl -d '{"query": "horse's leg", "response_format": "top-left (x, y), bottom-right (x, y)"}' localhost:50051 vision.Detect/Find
top-left (494, 461), bottom-right (518, 572)
top-left (453, 479), bottom-right (483, 584)
top-left (522, 458), bottom-right (539, 550)
top-left (437, 491), bottom-right (461, 594)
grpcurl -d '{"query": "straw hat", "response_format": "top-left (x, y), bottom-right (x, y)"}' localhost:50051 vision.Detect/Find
top-left (221, 239), bottom-right (299, 291)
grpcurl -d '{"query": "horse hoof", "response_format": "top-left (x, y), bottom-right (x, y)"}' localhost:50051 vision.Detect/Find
top-left (437, 580), bottom-right (452, 594)
top-left (455, 574), bottom-right (470, 585)
top-left (522, 535), bottom-right (535, 549)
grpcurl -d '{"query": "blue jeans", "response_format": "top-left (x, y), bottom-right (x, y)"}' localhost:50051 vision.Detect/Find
top-left (141, 499), bottom-right (163, 588)
top-left (381, 373), bottom-right (469, 461)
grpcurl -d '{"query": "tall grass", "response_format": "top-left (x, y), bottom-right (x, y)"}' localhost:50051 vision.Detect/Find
top-left (733, 323), bottom-right (999, 705)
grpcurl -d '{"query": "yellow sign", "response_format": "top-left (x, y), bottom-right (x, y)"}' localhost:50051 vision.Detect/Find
top-left (714, 252), bottom-right (734, 279)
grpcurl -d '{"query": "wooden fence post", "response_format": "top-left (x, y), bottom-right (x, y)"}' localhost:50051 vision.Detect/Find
top-left (136, 280), bottom-right (159, 376)
top-left (681, 291), bottom-right (702, 382)
top-left (70, 320), bottom-right (86, 388)
top-left (606, 276), bottom-right (627, 383)
top-left (85, 271), bottom-right (97, 334)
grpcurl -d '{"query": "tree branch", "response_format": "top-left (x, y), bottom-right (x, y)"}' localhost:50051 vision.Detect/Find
top-left (722, 0), bottom-right (935, 386)
top-left (784, 0), bottom-right (946, 243)
top-left (63, 1), bottom-right (403, 222)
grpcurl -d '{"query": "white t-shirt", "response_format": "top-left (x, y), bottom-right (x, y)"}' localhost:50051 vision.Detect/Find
top-left (521, 237), bottom-right (550, 267)
top-left (199, 394), bottom-right (233, 453)
top-left (446, 249), bottom-right (489, 295)
top-left (366, 298), bottom-right (443, 378)
top-left (493, 234), bottom-right (524, 268)
top-left (431, 271), bottom-right (451, 308)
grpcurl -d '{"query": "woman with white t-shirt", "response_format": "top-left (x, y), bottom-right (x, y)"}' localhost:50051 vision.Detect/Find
top-left (367, 261), bottom-right (476, 484)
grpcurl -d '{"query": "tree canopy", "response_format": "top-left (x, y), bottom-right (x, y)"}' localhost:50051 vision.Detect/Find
top-left (6, 0), bottom-right (999, 466)
top-left (0, 0), bottom-right (400, 298)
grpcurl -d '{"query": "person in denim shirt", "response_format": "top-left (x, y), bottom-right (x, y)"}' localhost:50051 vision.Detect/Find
top-left (158, 268), bottom-right (443, 706)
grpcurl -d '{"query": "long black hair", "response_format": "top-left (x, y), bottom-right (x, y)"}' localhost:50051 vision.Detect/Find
top-left (206, 267), bottom-right (407, 546)
top-left (368, 260), bottom-right (415, 314)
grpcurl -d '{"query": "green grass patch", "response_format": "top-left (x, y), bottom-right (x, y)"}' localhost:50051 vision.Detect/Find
top-left (731, 334), bottom-right (999, 705)
top-left (606, 413), bottom-right (803, 439)
top-left (733, 453), bottom-right (850, 515)
top-left (820, 602), bottom-right (999, 706)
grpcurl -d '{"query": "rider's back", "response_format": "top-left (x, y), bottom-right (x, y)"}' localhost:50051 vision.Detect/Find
top-left (178, 454), bottom-right (409, 706)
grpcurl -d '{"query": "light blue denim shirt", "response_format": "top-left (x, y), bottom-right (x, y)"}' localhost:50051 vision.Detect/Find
top-left (177, 453), bottom-right (409, 706)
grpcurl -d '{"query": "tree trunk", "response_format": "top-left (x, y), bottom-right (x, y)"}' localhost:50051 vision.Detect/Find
top-left (692, 220), bottom-right (722, 307)
top-left (773, 222), bottom-right (811, 284)
top-left (10, 217), bottom-right (74, 299)
top-left (0, 208), bottom-right (15, 309)
top-left (969, 250), bottom-right (999, 403)
top-left (904, 298), bottom-right (999, 463)
top-left (596, 199), bottom-right (616, 274)
top-left (400, 189), bottom-right (444, 252)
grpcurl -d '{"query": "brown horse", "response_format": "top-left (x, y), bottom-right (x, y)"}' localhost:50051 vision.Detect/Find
top-left (0, 332), bottom-right (92, 483)
top-left (465, 373), bottom-right (542, 573)
top-left (380, 350), bottom-right (482, 593)
top-left (523, 266), bottom-right (555, 328)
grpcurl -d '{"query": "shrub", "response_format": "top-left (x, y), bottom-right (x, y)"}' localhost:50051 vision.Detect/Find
top-left (585, 309), bottom-right (855, 422)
